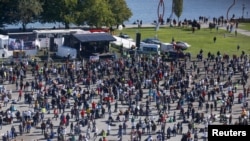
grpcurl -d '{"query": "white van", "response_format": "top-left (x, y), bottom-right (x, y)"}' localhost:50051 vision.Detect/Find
top-left (56, 46), bottom-right (77, 59)
top-left (139, 43), bottom-right (161, 55)
top-left (160, 43), bottom-right (174, 53)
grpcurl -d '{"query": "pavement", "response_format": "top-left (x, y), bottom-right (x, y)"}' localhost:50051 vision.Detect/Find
top-left (0, 58), bottom-right (249, 141)
top-left (123, 22), bottom-right (250, 36)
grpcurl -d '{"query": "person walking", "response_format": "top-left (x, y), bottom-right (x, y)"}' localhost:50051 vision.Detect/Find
top-left (41, 121), bottom-right (46, 134)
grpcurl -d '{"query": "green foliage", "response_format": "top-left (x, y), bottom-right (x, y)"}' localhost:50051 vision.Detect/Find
top-left (83, 0), bottom-right (114, 28)
top-left (0, 0), bottom-right (20, 25)
top-left (173, 0), bottom-right (183, 21)
top-left (39, 0), bottom-right (63, 23)
top-left (108, 0), bottom-right (132, 25)
top-left (40, 0), bottom-right (79, 28)
top-left (0, 0), bottom-right (43, 30)
top-left (0, 0), bottom-right (132, 29)
top-left (18, 0), bottom-right (43, 30)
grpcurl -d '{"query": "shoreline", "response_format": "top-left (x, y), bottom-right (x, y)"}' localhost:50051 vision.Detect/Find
top-left (2, 17), bottom-right (250, 31)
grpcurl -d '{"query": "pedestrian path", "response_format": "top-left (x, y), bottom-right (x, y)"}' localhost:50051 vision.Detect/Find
top-left (123, 23), bottom-right (250, 36)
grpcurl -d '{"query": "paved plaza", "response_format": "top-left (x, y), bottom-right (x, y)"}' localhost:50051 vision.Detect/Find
top-left (0, 56), bottom-right (249, 141)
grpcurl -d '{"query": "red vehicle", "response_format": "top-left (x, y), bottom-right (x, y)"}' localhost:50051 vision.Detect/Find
top-left (89, 28), bottom-right (109, 33)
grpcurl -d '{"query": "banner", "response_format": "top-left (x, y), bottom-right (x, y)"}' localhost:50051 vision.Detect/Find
top-left (8, 34), bottom-right (36, 51)
top-left (8, 38), bottom-right (22, 50)
top-left (89, 56), bottom-right (99, 61)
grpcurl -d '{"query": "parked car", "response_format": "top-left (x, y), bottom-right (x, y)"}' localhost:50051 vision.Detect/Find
top-left (174, 41), bottom-right (191, 50)
top-left (142, 38), bottom-right (161, 45)
top-left (119, 33), bottom-right (133, 41)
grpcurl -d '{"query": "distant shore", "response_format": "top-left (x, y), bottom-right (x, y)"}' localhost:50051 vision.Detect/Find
top-left (1, 18), bottom-right (249, 34)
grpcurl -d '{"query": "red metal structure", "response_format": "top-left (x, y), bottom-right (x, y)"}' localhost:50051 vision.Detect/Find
top-left (157, 0), bottom-right (165, 24)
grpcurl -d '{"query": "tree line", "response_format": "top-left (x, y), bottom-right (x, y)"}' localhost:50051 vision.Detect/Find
top-left (0, 0), bottom-right (132, 31)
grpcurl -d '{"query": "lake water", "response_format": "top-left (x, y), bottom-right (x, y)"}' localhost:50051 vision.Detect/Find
top-left (125, 0), bottom-right (250, 24)
top-left (5, 0), bottom-right (250, 29)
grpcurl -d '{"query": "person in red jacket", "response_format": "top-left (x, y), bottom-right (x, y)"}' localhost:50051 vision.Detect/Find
top-left (81, 109), bottom-right (85, 119)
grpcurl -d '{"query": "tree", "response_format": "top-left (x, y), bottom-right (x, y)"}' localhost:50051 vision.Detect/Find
top-left (40, 0), bottom-right (85, 29)
top-left (83, 0), bottom-right (114, 28)
top-left (39, 0), bottom-right (62, 24)
top-left (17, 0), bottom-right (43, 31)
top-left (81, 0), bottom-right (132, 28)
top-left (62, 0), bottom-right (79, 28)
top-left (173, 0), bottom-right (183, 22)
top-left (0, 0), bottom-right (132, 29)
top-left (108, 0), bottom-right (132, 26)
top-left (0, 0), bottom-right (20, 27)
top-left (0, 0), bottom-right (43, 31)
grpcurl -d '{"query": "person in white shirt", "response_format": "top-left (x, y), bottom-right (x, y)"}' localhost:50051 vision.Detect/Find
top-left (147, 135), bottom-right (153, 141)
top-left (203, 131), bottom-right (208, 141)
top-left (107, 124), bottom-right (111, 135)
top-left (4, 96), bottom-right (9, 107)
top-left (62, 127), bottom-right (66, 139)
top-left (27, 110), bottom-right (31, 119)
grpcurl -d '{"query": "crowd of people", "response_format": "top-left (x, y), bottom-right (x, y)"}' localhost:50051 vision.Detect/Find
top-left (0, 48), bottom-right (249, 141)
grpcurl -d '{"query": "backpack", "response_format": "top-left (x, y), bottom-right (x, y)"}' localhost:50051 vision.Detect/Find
top-left (131, 117), bottom-right (134, 123)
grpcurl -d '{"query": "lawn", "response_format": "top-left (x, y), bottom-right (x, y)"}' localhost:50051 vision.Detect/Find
top-left (114, 26), bottom-right (250, 57)
top-left (239, 23), bottom-right (250, 31)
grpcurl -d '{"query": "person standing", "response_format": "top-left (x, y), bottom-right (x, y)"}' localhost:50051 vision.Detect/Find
top-left (123, 121), bottom-right (127, 135)
top-left (3, 95), bottom-right (9, 107)
top-left (19, 124), bottom-right (23, 136)
top-left (237, 45), bottom-right (240, 51)
top-left (107, 124), bottom-right (111, 136)
top-left (11, 126), bottom-right (16, 139)
top-left (41, 121), bottom-right (46, 134)
top-left (18, 89), bottom-right (22, 101)
top-left (0, 116), bottom-right (2, 130)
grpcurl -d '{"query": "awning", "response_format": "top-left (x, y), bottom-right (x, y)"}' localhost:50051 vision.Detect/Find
top-left (73, 33), bottom-right (116, 42)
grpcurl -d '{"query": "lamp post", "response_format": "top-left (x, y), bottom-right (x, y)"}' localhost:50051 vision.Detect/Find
top-left (46, 35), bottom-right (50, 62)
top-left (242, 4), bottom-right (246, 19)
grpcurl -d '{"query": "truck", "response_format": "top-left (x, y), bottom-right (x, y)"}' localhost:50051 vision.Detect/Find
top-left (139, 42), bottom-right (161, 55)
top-left (160, 43), bottom-right (175, 53)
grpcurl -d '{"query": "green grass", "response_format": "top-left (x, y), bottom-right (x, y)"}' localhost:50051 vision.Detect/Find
top-left (239, 23), bottom-right (250, 31)
top-left (115, 26), bottom-right (250, 57)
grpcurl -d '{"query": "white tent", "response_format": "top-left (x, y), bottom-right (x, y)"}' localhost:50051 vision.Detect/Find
top-left (0, 34), bottom-right (9, 49)
top-left (112, 36), bottom-right (136, 50)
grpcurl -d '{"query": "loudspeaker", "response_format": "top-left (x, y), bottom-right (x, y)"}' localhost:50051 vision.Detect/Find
top-left (50, 37), bottom-right (54, 51)
top-left (136, 33), bottom-right (141, 48)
